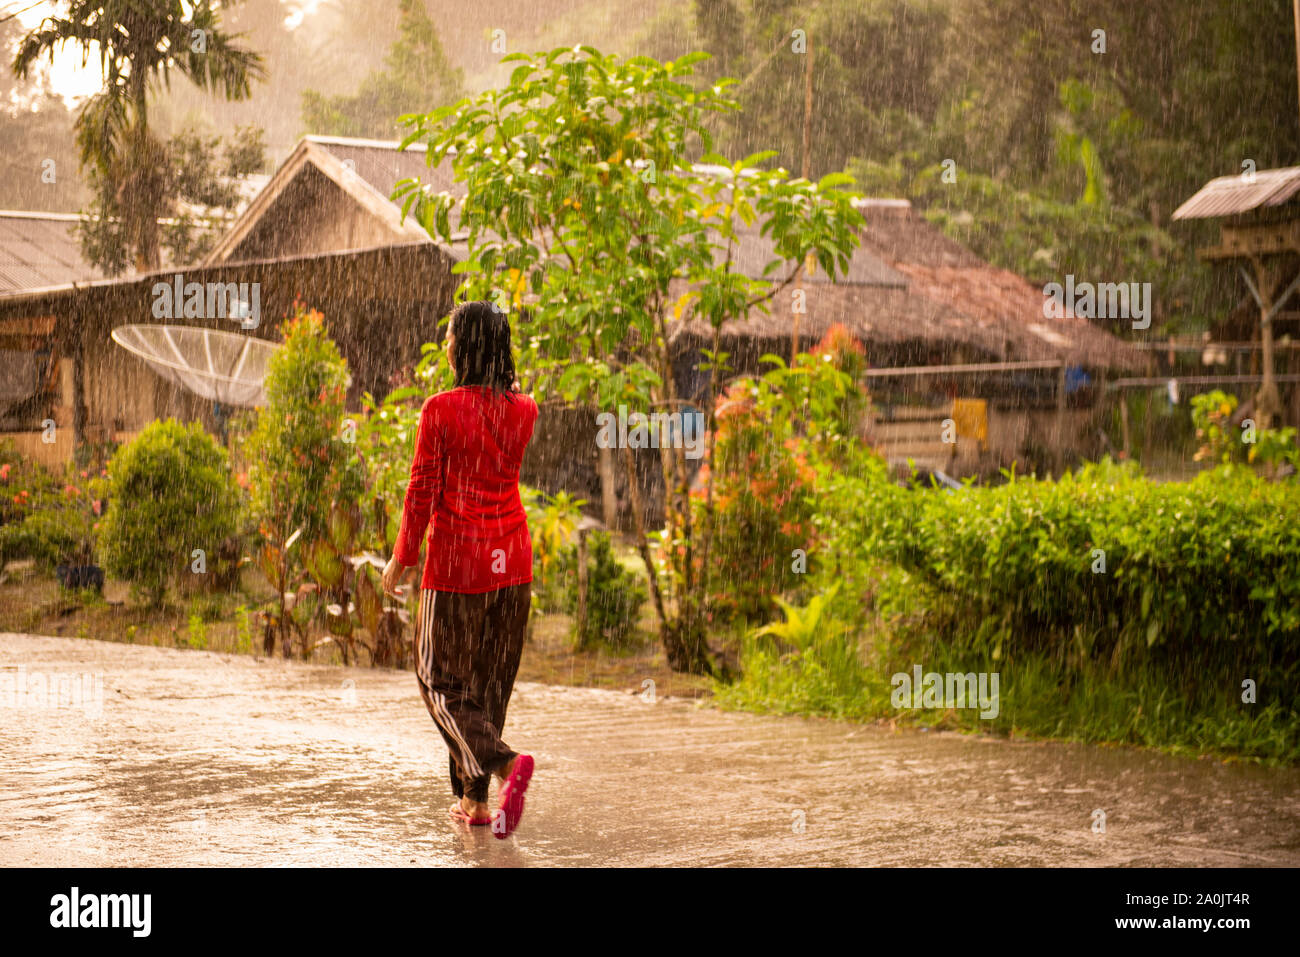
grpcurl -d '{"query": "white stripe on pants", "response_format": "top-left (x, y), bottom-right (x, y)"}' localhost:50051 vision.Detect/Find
top-left (417, 587), bottom-right (484, 779)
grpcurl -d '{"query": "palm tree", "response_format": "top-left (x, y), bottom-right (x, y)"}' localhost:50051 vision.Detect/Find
top-left (12, 1), bottom-right (265, 271)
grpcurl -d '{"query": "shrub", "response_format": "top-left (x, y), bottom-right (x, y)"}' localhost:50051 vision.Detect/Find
top-left (97, 419), bottom-right (241, 606)
top-left (240, 306), bottom-right (365, 657)
top-left (698, 381), bottom-right (814, 622)
top-left (721, 448), bottom-right (1300, 760)
top-left (0, 442), bottom-right (103, 574)
top-left (696, 336), bottom-right (882, 624)
top-left (563, 532), bottom-right (646, 650)
top-left (186, 612), bottom-right (209, 650)
top-left (523, 487), bottom-right (585, 612)
top-left (243, 304), bottom-right (363, 546)
top-left (1192, 389), bottom-right (1299, 477)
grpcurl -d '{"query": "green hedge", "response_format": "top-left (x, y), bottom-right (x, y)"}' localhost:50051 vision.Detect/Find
top-left (820, 458), bottom-right (1300, 701)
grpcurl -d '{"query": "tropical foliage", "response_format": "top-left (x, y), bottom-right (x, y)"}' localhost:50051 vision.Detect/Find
top-left (11, 0), bottom-right (265, 272)
top-left (396, 44), bottom-right (863, 672)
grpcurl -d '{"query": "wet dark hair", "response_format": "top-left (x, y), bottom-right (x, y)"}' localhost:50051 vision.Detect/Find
top-left (447, 300), bottom-right (520, 397)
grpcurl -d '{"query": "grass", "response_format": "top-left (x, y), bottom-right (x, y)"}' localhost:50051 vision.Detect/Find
top-left (0, 563), bottom-right (274, 654)
top-left (712, 584), bottom-right (1300, 766)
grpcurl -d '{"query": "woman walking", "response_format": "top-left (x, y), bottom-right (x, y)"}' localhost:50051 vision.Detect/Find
top-left (382, 301), bottom-right (539, 838)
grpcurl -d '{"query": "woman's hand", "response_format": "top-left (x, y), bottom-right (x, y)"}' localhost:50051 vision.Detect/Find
top-left (382, 555), bottom-right (413, 598)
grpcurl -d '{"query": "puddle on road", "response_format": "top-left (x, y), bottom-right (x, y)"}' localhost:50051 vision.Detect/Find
top-left (2, 634), bottom-right (1297, 866)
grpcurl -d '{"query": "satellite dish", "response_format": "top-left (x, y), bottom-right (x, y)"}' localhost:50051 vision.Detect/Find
top-left (111, 324), bottom-right (276, 408)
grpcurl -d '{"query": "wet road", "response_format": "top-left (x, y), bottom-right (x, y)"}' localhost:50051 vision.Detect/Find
top-left (2, 633), bottom-right (1297, 867)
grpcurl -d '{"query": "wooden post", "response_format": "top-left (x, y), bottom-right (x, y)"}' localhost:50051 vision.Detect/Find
top-left (575, 527), bottom-right (589, 646)
top-left (72, 335), bottom-right (87, 459)
top-left (1142, 384), bottom-right (1156, 467)
top-left (1055, 362), bottom-right (1066, 473)
top-left (597, 442), bottom-right (617, 529)
top-left (1119, 391), bottom-right (1132, 459)
top-left (1291, 349), bottom-right (1300, 426)
top-left (1254, 260), bottom-right (1282, 428)
top-left (1293, 0), bottom-right (1300, 132)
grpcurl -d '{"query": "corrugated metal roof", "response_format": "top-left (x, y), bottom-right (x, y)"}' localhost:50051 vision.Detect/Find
top-left (1172, 166), bottom-right (1300, 220)
top-left (307, 136), bottom-right (459, 203)
top-left (0, 211), bottom-right (106, 294)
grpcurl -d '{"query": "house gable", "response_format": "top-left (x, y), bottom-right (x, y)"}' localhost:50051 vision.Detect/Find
top-left (204, 139), bottom-right (430, 266)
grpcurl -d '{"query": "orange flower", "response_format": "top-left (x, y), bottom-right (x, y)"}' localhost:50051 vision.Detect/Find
top-left (814, 322), bottom-right (865, 358)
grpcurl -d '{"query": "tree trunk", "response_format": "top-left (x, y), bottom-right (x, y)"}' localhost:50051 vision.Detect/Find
top-left (622, 442), bottom-right (667, 631)
top-left (597, 442), bottom-right (617, 529)
top-left (652, 344), bottom-right (710, 673)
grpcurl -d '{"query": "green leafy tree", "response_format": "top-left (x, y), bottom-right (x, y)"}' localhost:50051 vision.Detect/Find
top-left (695, 0), bottom-right (949, 180)
top-left (97, 419), bottom-right (241, 607)
top-left (396, 46), bottom-right (862, 673)
top-left (300, 0), bottom-right (462, 140)
top-left (12, 0), bottom-right (265, 272)
top-left (688, 0), bottom-right (1299, 333)
top-left (77, 124), bottom-right (267, 274)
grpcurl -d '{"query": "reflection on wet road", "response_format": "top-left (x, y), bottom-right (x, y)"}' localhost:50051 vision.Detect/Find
top-left (2, 633), bottom-right (1297, 866)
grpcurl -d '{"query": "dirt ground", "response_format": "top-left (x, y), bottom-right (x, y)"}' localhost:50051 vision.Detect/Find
top-left (0, 563), bottom-right (713, 701)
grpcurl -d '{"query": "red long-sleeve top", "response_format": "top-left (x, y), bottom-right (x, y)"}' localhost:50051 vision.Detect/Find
top-left (393, 386), bottom-right (538, 593)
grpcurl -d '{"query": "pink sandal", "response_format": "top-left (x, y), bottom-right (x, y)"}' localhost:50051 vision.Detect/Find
top-left (449, 803), bottom-right (492, 827)
top-left (493, 754), bottom-right (534, 840)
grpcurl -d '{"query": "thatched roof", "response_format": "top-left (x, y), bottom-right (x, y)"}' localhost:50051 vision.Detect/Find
top-left (679, 202), bottom-right (1144, 371)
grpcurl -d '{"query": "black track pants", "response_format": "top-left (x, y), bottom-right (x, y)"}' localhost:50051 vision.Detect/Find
top-left (414, 582), bottom-right (531, 804)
